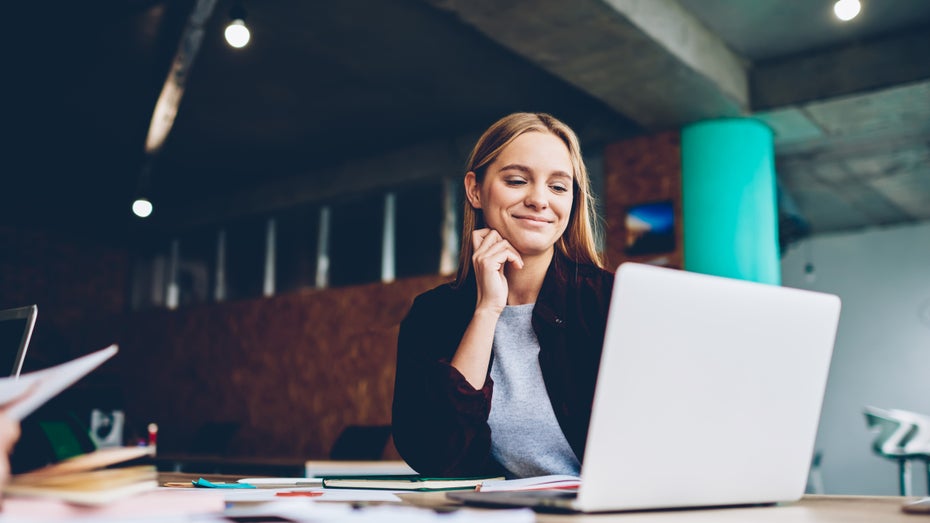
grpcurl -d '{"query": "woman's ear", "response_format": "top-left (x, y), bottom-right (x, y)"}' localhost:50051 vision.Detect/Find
top-left (464, 171), bottom-right (482, 209)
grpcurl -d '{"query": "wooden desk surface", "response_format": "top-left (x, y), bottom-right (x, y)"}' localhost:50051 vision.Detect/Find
top-left (399, 492), bottom-right (921, 522)
top-left (539, 495), bottom-right (918, 522)
top-left (157, 474), bottom-right (920, 521)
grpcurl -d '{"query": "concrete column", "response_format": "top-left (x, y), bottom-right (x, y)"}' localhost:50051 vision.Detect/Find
top-left (681, 119), bottom-right (780, 284)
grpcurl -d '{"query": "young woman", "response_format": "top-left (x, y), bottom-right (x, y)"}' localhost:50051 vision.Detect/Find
top-left (392, 112), bottom-right (614, 478)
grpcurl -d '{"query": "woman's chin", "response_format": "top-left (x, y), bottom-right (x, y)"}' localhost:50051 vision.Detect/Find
top-left (511, 243), bottom-right (555, 260)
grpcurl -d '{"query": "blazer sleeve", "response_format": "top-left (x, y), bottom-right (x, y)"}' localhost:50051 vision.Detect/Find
top-left (391, 291), bottom-right (504, 477)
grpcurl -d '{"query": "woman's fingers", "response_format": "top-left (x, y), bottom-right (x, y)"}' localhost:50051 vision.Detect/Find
top-left (471, 228), bottom-right (494, 251)
top-left (481, 240), bottom-right (524, 271)
top-left (473, 232), bottom-right (523, 271)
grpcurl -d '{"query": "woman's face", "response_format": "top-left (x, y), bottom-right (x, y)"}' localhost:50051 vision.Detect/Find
top-left (466, 131), bottom-right (574, 258)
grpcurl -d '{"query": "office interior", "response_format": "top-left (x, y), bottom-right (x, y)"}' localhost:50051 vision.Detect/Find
top-left (1, 0), bottom-right (928, 498)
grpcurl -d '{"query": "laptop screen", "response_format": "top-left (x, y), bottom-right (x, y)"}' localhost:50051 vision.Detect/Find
top-left (0, 305), bottom-right (37, 377)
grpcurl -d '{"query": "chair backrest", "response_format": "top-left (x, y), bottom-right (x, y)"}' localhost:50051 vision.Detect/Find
top-left (887, 408), bottom-right (930, 454)
top-left (864, 406), bottom-right (928, 456)
top-left (329, 425), bottom-right (390, 460)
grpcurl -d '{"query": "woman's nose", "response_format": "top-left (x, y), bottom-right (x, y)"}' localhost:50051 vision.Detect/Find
top-left (524, 184), bottom-right (549, 209)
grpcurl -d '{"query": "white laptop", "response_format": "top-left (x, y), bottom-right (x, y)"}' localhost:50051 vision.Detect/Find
top-left (449, 262), bottom-right (841, 512)
top-left (0, 305), bottom-right (37, 377)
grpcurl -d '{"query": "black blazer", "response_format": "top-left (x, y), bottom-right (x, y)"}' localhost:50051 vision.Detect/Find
top-left (392, 252), bottom-right (614, 476)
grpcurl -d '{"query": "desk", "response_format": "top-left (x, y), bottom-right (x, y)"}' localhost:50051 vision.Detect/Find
top-left (400, 492), bottom-right (919, 522)
top-left (156, 474), bottom-right (919, 522)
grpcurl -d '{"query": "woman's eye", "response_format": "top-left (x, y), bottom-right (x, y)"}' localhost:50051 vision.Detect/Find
top-left (504, 179), bottom-right (527, 186)
top-left (550, 184), bottom-right (569, 193)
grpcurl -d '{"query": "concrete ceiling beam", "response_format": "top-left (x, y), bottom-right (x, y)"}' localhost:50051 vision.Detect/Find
top-left (752, 25), bottom-right (930, 110)
top-left (422, 0), bottom-right (749, 129)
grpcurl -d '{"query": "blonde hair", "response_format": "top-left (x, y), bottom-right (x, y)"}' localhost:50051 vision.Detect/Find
top-left (455, 112), bottom-right (604, 284)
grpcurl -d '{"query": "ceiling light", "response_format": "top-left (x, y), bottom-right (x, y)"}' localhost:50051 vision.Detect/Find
top-left (225, 4), bottom-right (250, 48)
top-left (132, 198), bottom-right (153, 218)
top-left (132, 162), bottom-right (154, 219)
top-left (833, 0), bottom-right (861, 21)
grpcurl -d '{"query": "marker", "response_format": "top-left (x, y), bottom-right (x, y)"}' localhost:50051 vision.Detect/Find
top-left (193, 478), bottom-right (257, 489)
top-left (275, 491), bottom-right (324, 497)
top-left (147, 422), bottom-right (158, 453)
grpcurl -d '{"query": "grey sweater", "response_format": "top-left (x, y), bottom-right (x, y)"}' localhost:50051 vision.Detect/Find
top-left (488, 303), bottom-right (581, 478)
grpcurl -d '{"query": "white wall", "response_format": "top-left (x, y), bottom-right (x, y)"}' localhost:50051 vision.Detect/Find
top-left (781, 221), bottom-right (930, 495)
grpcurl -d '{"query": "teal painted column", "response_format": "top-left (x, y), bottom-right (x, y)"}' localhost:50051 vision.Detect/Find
top-left (681, 119), bottom-right (780, 285)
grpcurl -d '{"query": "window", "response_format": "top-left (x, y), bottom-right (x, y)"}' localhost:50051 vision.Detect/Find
top-left (395, 182), bottom-right (447, 278)
top-left (176, 227), bottom-right (216, 306)
top-left (329, 193), bottom-right (383, 287)
top-left (276, 205), bottom-right (320, 293)
top-left (224, 218), bottom-right (265, 301)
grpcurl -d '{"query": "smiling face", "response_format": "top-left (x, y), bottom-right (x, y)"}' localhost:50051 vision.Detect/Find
top-left (465, 131), bottom-right (574, 259)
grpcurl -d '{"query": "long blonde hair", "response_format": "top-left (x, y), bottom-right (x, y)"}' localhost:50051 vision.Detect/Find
top-left (455, 112), bottom-right (604, 284)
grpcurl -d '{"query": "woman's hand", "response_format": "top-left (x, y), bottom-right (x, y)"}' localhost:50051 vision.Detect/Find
top-left (449, 229), bottom-right (525, 389)
top-left (471, 228), bottom-right (524, 313)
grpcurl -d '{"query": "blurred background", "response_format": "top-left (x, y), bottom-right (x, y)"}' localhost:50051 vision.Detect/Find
top-left (1, 0), bottom-right (928, 495)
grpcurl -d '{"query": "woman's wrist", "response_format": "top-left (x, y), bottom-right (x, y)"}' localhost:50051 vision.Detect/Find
top-left (473, 304), bottom-right (504, 320)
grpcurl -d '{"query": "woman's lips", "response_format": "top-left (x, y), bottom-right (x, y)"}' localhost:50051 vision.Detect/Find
top-left (514, 215), bottom-right (553, 224)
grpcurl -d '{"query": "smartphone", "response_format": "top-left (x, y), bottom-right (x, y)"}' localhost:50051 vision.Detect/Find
top-left (902, 497), bottom-right (930, 515)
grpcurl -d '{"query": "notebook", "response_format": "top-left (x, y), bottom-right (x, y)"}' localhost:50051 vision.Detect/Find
top-left (0, 305), bottom-right (37, 377)
top-left (448, 262), bottom-right (841, 512)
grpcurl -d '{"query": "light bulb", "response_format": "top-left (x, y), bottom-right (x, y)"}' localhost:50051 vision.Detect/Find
top-left (225, 19), bottom-right (250, 48)
top-left (833, 0), bottom-right (861, 21)
top-left (132, 198), bottom-right (153, 218)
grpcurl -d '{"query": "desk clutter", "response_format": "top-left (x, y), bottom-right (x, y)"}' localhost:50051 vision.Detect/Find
top-left (3, 470), bottom-right (535, 523)
top-left (3, 473), bottom-right (925, 522)
top-left (5, 446), bottom-right (157, 505)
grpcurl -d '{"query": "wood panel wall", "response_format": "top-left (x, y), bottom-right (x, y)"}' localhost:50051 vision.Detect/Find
top-left (117, 274), bottom-right (449, 460)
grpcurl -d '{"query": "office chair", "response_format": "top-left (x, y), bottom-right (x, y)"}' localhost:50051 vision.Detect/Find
top-left (863, 406), bottom-right (930, 496)
top-left (806, 450), bottom-right (825, 494)
top-left (329, 425), bottom-right (391, 460)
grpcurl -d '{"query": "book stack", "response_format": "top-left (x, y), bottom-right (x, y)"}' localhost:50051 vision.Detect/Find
top-left (6, 443), bottom-right (157, 505)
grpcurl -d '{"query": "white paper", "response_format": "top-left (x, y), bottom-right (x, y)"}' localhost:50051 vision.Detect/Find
top-left (304, 460), bottom-right (417, 477)
top-left (0, 345), bottom-right (118, 420)
top-left (238, 477), bottom-right (323, 487)
top-left (221, 487), bottom-right (401, 503)
top-left (224, 501), bottom-right (534, 523)
top-left (477, 474), bottom-right (580, 492)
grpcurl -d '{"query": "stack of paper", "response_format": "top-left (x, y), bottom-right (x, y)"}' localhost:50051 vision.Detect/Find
top-left (6, 446), bottom-right (158, 505)
top-left (475, 474), bottom-right (580, 492)
top-left (322, 474), bottom-right (504, 491)
top-left (305, 460), bottom-right (416, 477)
